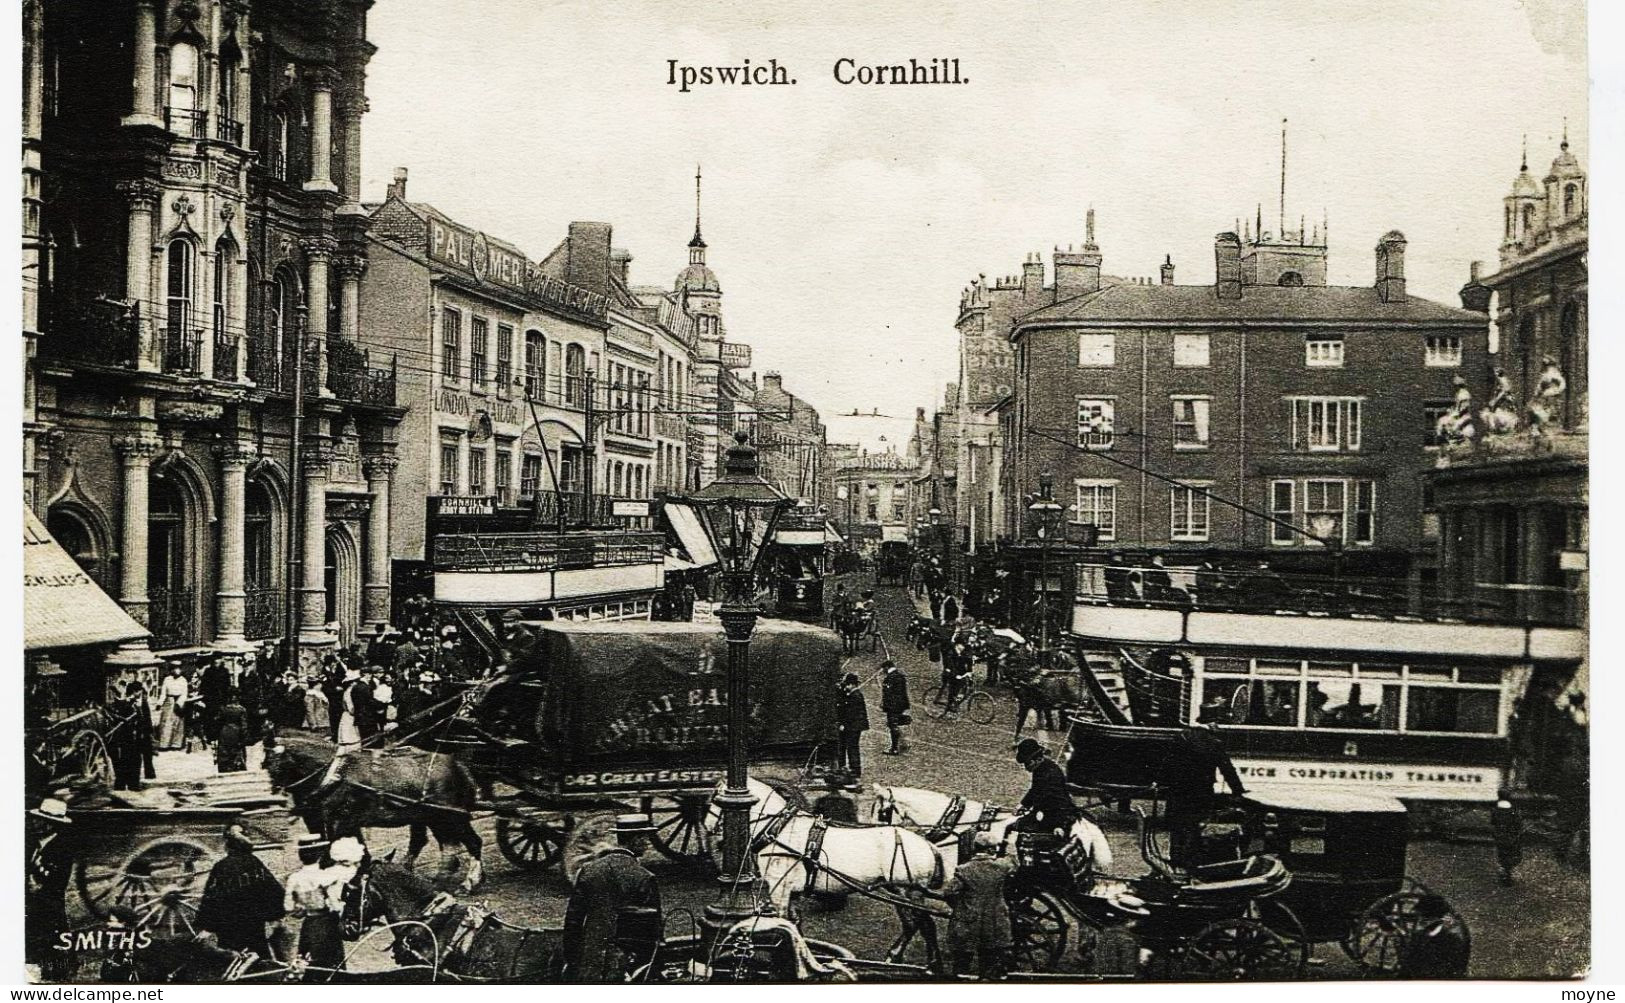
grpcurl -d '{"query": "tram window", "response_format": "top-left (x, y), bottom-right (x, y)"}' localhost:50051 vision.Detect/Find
top-left (1305, 679), bottom-right (1400, 730)
top-left (1405, 687), bottom-right (1499, 734)
top-left (1201, 678), bottom-right (1300, 727)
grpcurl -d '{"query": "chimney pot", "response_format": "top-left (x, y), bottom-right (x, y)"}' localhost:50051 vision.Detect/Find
top-left (1161, 254), bottom-right (1175, 285)
top-left (1214, 232), bottom-right (1243, 300)
top-left (388, 166), bottom-right (408, 200)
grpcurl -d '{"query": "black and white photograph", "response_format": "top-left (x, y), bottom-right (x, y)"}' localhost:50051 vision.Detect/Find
top-left (14, 0), bottom-right (1610, 987)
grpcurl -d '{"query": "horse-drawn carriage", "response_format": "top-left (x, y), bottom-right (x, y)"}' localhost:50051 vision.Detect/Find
top-left (876, 541), bottom-right (912, 586)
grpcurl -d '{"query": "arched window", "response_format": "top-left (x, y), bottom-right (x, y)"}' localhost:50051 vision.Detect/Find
top-left (216, 51), bottom-right (239, 140)
top-left (565, 344), bottom-right (587, 408)
top-left (1505, 205), bottom-right (1514, 239)
top-left (1564, 183), bottom-right (1579, 218)
top-left (167, 42), bottom-right (197, 114)
top-left (1521, 203), bottom-right (1535, 234)
top-left (47, 509), bottom-right (103, 587)
top-left (166, 240), bottom-right (194, 370)
top-left (213, 237), bottom-right (235, 348)
top-left (271, 109), bottom-right (290, 179)
top-left (1278, 271), bottom-right (1304, 287)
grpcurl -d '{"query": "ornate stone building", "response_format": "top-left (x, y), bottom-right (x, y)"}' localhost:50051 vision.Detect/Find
top-left (26, 0), bottom-right (403, 674)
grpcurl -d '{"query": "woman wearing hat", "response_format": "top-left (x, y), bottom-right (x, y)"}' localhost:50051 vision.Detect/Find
top-left (282, 834), bottom-right (346, 970)
top-left (336, 666), bottom-right (364, 748)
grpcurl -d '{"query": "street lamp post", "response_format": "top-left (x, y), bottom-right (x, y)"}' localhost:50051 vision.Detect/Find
top-left (683, 432), bottom-right (794, 938)
top-left (1027, 473), bottom-right (1064, 663)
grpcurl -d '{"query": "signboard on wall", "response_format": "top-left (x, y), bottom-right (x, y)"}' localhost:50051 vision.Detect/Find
top-left (435, 495), bottom-right (496, 517)
top-left (719, 342), bottom-right (753, 369)
top-left (427, 218), bottom-right (528, 292)
top-left (612, 500), bottom-right (651, 517)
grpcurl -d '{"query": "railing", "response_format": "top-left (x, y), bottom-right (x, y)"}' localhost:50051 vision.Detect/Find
top-left (526, 488), bottom-right (618, 527)
top-left (268, 151), bottom-right (288, 181)
top-left (164, 106), bottom-right (208, 139)
top-left (147, 587), bottom-right (197, 650)
top-left (44, 298), bottom-right (142, 368)
top-left (434, 531), bottom-right (665, 572)
top-left (244, 586), bottom-right (281, 640)
top-left (248, 338), bottom-right (290, 392)
top-left (213, 332), bottom-right (240, 381)
top-left (327, 340), bottom-right (398, 406)
top-left (162, 328), bottom-right (203, 375)
top-left (216, 115), bottom-right (244, 146)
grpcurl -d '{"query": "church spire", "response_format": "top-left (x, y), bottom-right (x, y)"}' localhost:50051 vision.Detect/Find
top-left (689, 164), bottom-right (706, 252)
top-left (1521, 134), bottom-right (1528, 171)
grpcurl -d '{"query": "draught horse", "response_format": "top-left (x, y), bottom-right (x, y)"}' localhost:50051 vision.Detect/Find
top-left (708, 778), bottom-right (953, 968)
top-left (871, 784), bottom-right (1114, 869)
top-left (264, 732), bottom-right (485, 893)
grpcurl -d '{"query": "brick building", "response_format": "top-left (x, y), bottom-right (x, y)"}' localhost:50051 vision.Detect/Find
top-left (752, 372), bottom-right (827, 504)
top-left (1005, 209), bottom-right (1490, 588)
top-left (27, 0), bottom-right (405, 672)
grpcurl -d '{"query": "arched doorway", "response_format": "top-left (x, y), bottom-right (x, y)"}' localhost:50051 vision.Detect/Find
top-left (244, 478), bottom-right (281, 639)
top-left (148, 477), bottom-right (201, 648)
top-left (324, 525), bottom-right (361, 648)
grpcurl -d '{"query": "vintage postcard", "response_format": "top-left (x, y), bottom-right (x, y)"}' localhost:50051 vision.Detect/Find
top-left (17, 0), bottom-right (1596, 987)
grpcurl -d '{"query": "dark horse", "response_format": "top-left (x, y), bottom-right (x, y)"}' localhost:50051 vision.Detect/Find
top-left (834, 607), bottom-right (877, 655)
top-left (343, 857), bottom-right (562, 982)
top-left (1005, 649), bottom-right (1086, 735)
top-left (263, 731), bottom-right (485, 892)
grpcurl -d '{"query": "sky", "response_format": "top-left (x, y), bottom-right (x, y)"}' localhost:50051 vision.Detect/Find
top-left (361, 0), bottom-right (1589, 434)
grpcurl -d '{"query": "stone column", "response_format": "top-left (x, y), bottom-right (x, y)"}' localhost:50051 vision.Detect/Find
top-left (362, 455), bottom-right (397, 628)
top-left (299, 441), bottom-right (335, 658)
top-left (304, 239), bottom-right (334, 394)
top-left (122, 0), bottom-right (162, 127)
top-left (114, 435), bottom-right (160, 623)
top-left (304, 68), bottom-right (338, 193)
top-left (335, 93), bottom-right (368, 215)
top-left (117, 181), bottom-right (161, 370)
top-left (335, 253), bottom-right (365, 344)
top-left (213, 444), bottom-right (257, 649)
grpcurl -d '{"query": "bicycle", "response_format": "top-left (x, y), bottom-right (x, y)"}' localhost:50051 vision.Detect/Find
top-left (923, 681), bottom-right (997, 725)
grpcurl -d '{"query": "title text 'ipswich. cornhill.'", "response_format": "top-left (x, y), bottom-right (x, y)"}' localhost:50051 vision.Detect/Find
top-left (667, 58), bottom-right (968, 92)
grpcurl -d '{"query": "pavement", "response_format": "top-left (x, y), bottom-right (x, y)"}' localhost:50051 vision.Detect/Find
top-left (74, 577), bottom-right (1590, 979)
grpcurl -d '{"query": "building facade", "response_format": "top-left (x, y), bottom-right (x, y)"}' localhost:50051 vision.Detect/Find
top-left (833, 449), bottom-right (915, 545)
top-left (29, 0), bottom-right (404, 672)
top-left (1005, 208), bottom-right (1490, 589)
top-left (752, 372), bottom-right (827, 504)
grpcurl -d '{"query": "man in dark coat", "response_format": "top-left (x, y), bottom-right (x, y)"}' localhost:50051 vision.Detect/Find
top-left (1010, 738), bottom-right (1077, 834)
top-left (943, 843), bottom-right (1015, 979)
top-left (836, 672), bottom-right (870, 784)
top-left (352, 669), bottom-right (383, 741)
top-left (26, 797), bottom-right (78, 978)
top-left (1491, 793), bottom-right (1524, 886)
top-left (195, 824), bottom-right (286, 954)
top-left (563, 815), bottom-right (662, 982)
top-left (880, 660), bottom-right (910, 755)
top-left (1396, 895), bottom-right (1471, 978)
top-left (197, 656), bottom-right (234, 746)
top-left (127, 680), bottom-right (158, 781)
top-left (366, 624), bottom-right (396, 669)
top-left (1164, 724), bottom-right (1247, 865)
top-left (106, 682), bottom-right (145, 790)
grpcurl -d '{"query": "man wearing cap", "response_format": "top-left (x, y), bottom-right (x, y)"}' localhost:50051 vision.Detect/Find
top-left (195, 823), bottom-right (285, 955)
top-left (563, 815), bottom-right (662, 982)
top-left (26, 796), bottom-right (78, 977)
top-left (880, 660), bottom-right (910, 755)
top-left (1010, 739), bottom-right (1077, 835)
top-left (283, 834), bottom-right (346, 969)
top-left (836, 672), bottom-right (870, 785)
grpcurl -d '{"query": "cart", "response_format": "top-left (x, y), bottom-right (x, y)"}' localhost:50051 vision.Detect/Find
top-left (431, 619), bottom-right (842, 873)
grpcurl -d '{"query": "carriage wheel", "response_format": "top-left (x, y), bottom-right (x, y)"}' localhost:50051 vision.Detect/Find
top-left (644, 794), bottom-right (718, 869)
top-left (1249, 898), bottom-right (1312, 972)
top-left (1008, 890), bottom-right (1069, 972)
top-left (495, 816), bottom-right (565, 871)
top-left (68, 729), bottom-right (115, 788)
top-left (965, 691), bottom-right (997, 726)
top-left (75, 837), bottom-right (217, 940)
top-left (1342, 890), bottom-right (1456, 976)
top-left (1185, 918), bottom-right (1304, 980)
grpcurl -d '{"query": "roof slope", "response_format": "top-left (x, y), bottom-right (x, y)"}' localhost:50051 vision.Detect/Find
top-left (1017, 283), bottom-right (1485, 327)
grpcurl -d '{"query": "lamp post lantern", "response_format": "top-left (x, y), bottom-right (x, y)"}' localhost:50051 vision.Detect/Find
top-left (682, 431), bottom-right (794, 936)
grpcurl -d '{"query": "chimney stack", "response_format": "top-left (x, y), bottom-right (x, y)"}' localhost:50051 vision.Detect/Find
top-left (1375, 230), bottom-right (1407, 303)
top-left (565, 222), bottom-right (613, 295)
top-left (1021, 253), bottom-right (1045, 301)
top-left (1160, 254), bottom-right (1175, 286)
top-left (1214, 232), bottom-right (1243, 300)
top-left (610, 248), bottom-right (633, 287)
top-left (1459, 259), bottom-right (1492, 313)
top-left (915, 407), bottom-right (926, 421)
top-left (1054, 209), bottom-right (1104, 300)
top-left (387, 167), bottom-right (408, 201)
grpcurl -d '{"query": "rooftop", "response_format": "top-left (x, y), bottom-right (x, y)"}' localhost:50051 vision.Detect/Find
top-left (1016, 282), bottom-right (1485, 329)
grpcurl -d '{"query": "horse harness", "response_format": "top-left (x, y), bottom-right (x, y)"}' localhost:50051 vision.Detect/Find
top-left (924, 796), bottom-right (1003, 842)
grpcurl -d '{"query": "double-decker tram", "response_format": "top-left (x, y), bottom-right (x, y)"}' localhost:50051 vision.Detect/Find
top-left (766, 505), bottom-right (833, 619)
top-left (1068, 562), bottom-right (1585, 803)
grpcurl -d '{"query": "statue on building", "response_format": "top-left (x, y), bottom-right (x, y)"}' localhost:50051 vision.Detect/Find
top-left (1525, 356), bottom-right (1567, 437)
top-left (1437, 376), bottom-right (1477, 443)
top-left (1480, 367), bottom-right (1519, 435)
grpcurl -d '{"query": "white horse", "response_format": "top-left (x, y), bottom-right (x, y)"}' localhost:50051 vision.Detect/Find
top-left (871, 784), bottom-right (1114, 871)
top-left (707, 777), bottom-right (954, 967)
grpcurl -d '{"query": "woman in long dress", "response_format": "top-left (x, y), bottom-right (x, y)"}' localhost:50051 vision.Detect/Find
top-left (156, 666), bottom-right (189, 750)
top-left (302, 675), bottom-right (330, 732)
top-left (216, 701), bottom-right (249, 773)
top-left (336, 668), bottom-right (362, 748)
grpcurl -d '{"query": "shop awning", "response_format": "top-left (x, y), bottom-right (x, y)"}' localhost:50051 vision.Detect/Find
top-left (663, 554), bottom-right (701, 573)
top-left (664, 502), bottom-right (719, 568)
top-left (24, 508), bottom-right (147, 651)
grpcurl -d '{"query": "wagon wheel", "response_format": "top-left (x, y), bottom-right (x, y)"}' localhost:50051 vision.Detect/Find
top-left (68, 729), bottom-right (116, 788)
top-left (76, 836), bottom-right (217, 939)
top-left (1185, 917), bottom-right (1304, 980)
top-left (965, 691), bottom-right (997, 726)
top-left (1343, 890), bottom-right (1456, 976)
top-left (643, 794), bottom-right (718, 869)
top-left (1007, 889), bottom-right (1069, 972)
top-left (1249, 898), bottom-right (1312, 972)
top-left (495, 815), bottom-right (565, 871)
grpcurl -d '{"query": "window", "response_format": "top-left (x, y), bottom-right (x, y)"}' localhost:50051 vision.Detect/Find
top-left (1521, 203), bottom-right (1535, 233)
top-left (468, 448), bottom-right (487, 496)
top-left (1290, 397), bottom-right (1362, 452)
top-left (1270, 480), bottom-right (1296, 545)
top-left (167, 42), bottom-right (197, 113)
top-left (565, 344), bottom-right (586, 407)
top-left (469, 317), bottom-right (488, 387)
top-left (524, 331), bottom-right (544, 399)
top-left (1195, 659), bottom-right (1503, 735)
top-left (217, 54), bottom-right (237, 124)
top-left (1353, 479), bottom-right (1376, 545)
top-left (1278, 271), bottom-right (1305, 287)
top-left (1172, 397), bottom-right (1210, 449)
top-left (1303, 479), bottom-right (1346, 544)
top-left (1077, 397), bottom-right (1115, 450)
top-left (521, 454), bottom-right (542, 497)
top-left (441, 308), bottom-right (462, 379)
top-left (212, 239), bottom-right (231, 346)
top-left (891, 496), bottom-right (906, 522)
top-left (166, 240), bottom-right (193, 358)
top-left (496, 324), bottom-right (514, 394)
top-left (1425, 335), bottom-right (1462, 367)
top-left (271, 111), bottom-right (289, 179)
top-left (1170, 485), bottom-right (1210, 542)
top-left (1074, 480), bottom-right (1117, 541)
top-left (1564, 183), bottom-right (1578, 218)
top-left (495, 443), bottom-right (513, 501)
top-left (1173, 333), bottom-right (1210, 368)
top-left (439, 437), bottom-right (460, 496)
top-left (1306, 338), bottom-right (1344, 367)
top-left (1078, 333), bottom-right (1115, 367)
top-left (1423, 401), bottom-right (1452, 446)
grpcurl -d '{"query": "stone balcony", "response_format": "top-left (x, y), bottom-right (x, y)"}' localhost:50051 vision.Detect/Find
top-left (1435, 429), bottom-right (1588, 470)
